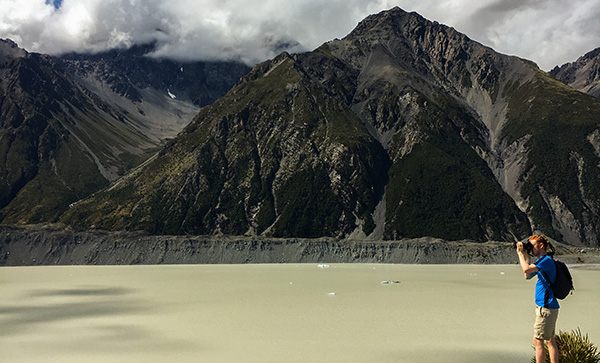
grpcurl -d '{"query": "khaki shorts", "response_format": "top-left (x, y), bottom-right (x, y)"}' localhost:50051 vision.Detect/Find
top-left (534, 306), bottom-right (559, 340)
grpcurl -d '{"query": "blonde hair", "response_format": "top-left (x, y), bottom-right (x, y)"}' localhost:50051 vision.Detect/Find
top-left (529, 234), bottom-right (548, 246)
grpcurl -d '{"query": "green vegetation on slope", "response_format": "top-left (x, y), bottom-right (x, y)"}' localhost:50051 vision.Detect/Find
top-left (503, 70), bottom-right (600, 240)
top-left (62, 54), bottom-right (388, 237)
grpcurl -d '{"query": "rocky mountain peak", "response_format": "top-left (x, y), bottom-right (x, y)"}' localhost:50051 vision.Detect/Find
top-left (337, 7), bottom-right (535, 89)
top-left (57, 42), bottom-right (251, 107)
top-left (550, 47), bottom-right (600, 98)
top-left (0, 39), bottom-right (27, 65)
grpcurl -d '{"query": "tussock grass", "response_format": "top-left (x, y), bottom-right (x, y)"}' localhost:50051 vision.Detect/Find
top-left (533, 329), bottom-right (600, 363)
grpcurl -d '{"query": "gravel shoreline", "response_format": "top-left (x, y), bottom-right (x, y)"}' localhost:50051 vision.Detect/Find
top-left (2, 225), bottom-right (599, 266)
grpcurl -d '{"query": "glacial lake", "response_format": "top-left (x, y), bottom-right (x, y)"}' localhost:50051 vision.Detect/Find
top-left (1, 264), bottom-right (599, 363)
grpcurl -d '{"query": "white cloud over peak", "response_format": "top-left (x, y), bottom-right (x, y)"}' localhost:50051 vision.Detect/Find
top-left (0, 0), bottom-right (598, 70)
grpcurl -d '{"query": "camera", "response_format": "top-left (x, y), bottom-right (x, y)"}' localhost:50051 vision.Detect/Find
top-left (514, 241), bottom-right (533, 254)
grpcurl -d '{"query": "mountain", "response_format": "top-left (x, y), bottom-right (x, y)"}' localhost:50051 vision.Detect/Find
top-left (0, 39), bottom-right (250, 225)
top-left (0, 38), bottom-right (153, 224)
top-left (550, 47), bottom-right (600, 98)
top-left (62, 8), bottom-right (600, 246)
top-left (56, 43), bottom-right (251, 140)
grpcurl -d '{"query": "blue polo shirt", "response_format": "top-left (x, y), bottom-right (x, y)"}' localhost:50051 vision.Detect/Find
top-left (534, 255), bottom-right (560, 309)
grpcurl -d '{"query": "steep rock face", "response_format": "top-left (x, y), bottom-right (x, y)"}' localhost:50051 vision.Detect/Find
top-left (58, 43), bottom-right (252, 107)
top-left (62, 8), bottom-right (600, 245)
top-left (550, 48), bottom-right (600, 98)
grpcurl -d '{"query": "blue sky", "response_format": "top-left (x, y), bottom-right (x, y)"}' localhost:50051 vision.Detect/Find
top-left (45, 0), bottom-right (63, 10)
top-left (1, 0), bottom-right (599, 70)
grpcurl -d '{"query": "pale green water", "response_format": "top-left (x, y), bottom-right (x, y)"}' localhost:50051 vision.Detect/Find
top-left (1, 264), bottom-right (599, 363)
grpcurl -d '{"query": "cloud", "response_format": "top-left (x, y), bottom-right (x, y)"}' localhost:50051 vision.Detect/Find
top-left (0, 0), bottom-right (598, 69)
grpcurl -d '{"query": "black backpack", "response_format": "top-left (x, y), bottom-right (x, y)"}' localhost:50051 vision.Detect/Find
top-left (541, 258), bottom-right (574, 300)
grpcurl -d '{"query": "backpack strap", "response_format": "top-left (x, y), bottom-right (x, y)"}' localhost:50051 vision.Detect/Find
top-left (540, 270), bottom-right (551, 308)
top-left (537, 256), bottom-right (555, 308)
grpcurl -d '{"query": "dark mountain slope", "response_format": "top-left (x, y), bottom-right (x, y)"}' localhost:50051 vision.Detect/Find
top-left (320, 9), bottom-right (600, 244)
top-left (62, 53), bottom-right (389, 237)
top-left (0, 39), bottom-right (250, 226)
top-left (62, 8), bottom-right (600, 245)
top-left (0, 39), bottom-right (162, 224)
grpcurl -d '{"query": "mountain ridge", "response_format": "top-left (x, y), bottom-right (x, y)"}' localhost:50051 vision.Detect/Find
top-left (0, 38), bottom-right (250, 225)
top-left (56, 43), bottom-right (251, 140)
top-left (59, 8), bottom-right (563, 242)
top-left (550, 47), bottom-right (600, 98)
top-left (0, 39), bottom-right (159, 224)
top-left (4, 8), bottom-right (600, 246)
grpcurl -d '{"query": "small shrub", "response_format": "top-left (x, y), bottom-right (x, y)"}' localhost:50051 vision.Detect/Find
top-left (532, 328), bottom-right (600, 363)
